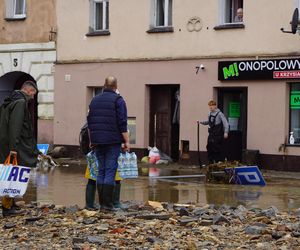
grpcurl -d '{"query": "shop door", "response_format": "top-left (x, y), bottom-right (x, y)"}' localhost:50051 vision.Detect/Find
top-left (218, 88), bottom-right (247, 161)
top-left (149, 85), bottom-right (180, 160)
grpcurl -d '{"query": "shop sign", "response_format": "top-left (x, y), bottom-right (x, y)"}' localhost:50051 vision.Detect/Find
top-left (290, 91), bottom-right (300, 109)
top-left (218, 58), bottom-right (300, 81)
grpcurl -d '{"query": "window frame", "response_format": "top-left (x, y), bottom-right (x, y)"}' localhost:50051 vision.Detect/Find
top-left (5, 0), bottom-right (26, 20)
top-left (219, 0), bottom-right (243, 25)
top-left (148, 0), bottom-right (174, 33)
top-left (91, 0), bottom-right (109, 32)
top-left (151, 0), bottom-right (172, 28)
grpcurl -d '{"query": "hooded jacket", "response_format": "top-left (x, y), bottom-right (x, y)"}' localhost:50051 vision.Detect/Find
top-left (0, 90), bottom-right (38, 168)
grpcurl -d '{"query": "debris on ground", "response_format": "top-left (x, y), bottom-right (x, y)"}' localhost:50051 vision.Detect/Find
top-left (1, 200), bottom-right (299, 249)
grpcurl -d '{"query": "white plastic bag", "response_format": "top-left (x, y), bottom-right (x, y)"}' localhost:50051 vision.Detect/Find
top-left (117, 152), bottom-right (138, 179)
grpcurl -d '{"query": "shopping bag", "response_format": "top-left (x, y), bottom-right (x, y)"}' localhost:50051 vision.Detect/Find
top-left (117, 152), bottom-right (138, 179)
top-left (85, 151), bottom-right (123, 181)
top-left (86, 151), bottom-right (98, 181)
top-left (0, 153), bottom-right (31, 198)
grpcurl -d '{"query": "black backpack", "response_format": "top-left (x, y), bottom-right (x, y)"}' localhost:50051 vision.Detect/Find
top-left (79, 123), bottom-right (90, 155)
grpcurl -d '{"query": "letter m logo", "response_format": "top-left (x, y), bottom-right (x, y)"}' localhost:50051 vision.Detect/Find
top-left (223, 65), bottom-right (235, 80)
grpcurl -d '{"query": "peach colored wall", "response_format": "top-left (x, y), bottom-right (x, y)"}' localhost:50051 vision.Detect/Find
top-left (56, 0), bottom-right (299, 61)
top-left (38, 119), bottom-right (54, 144)
top-left (54, 58), bottom-right (300, 157)
top-left (0, 0), bottom-right (56, 44)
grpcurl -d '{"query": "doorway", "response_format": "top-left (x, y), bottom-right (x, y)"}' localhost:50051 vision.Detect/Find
top-left (218, 87), bottom-right (247, 161)
top-left (0, 71), bottom-right (38, 139)
top-left (149, 85), bottom-right (180, 161)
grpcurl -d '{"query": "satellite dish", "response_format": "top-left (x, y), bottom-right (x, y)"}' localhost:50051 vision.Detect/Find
top-left (291, 8), bottom-right (299, 34)
top-left (281, 8), bottom-right (299, 34)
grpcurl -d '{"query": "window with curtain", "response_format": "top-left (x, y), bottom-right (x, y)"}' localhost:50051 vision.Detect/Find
top-left (155, 0), bottom-right (172, 27)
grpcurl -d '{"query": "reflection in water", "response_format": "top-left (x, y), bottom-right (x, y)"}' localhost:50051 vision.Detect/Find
top-left (24, 165), bottom-right (300, 211)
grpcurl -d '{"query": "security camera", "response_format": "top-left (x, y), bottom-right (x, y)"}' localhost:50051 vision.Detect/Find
top-left (200, 64), bottom-right (205, 69)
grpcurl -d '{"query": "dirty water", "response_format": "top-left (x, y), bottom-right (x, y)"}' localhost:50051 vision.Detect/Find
top-left (22, 163), bottom-right (300, 212)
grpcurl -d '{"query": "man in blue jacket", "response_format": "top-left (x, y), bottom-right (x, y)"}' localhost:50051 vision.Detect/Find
top-left (87, 76), bottom-right (130, 212)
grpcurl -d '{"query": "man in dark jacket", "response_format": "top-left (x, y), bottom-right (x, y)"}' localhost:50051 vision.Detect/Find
top-left (0, 81), bottom-right (39, 216)
top-left (87, 76), bottom-right (129, 212)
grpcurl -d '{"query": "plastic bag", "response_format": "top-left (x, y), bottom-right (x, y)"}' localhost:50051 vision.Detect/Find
top-left (117, 152), bottom-right (138, 179)
top-left (86, 151), bottom-right (98, 180)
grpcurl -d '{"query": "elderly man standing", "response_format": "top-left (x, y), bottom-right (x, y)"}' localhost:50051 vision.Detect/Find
top-left (0, 81), bottom-right (39, 216)
top-left (87, 76), bottom-right (130, 212)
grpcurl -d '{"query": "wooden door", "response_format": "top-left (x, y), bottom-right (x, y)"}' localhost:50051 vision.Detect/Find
top-left (150, 86), bottom-right (172, 156)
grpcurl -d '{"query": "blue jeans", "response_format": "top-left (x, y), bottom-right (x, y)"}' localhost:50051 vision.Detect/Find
top-left (95, 144), bottom-right (121, 185)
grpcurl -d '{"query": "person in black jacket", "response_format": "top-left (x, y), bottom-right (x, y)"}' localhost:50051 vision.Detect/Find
top-left (0, 81), bottom-right (39, 216)
top-left (87, 76), bottom-right (130, 212)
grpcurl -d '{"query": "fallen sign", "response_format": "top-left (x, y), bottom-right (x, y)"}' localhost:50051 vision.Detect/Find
top-left (225, 166), bottom-right (266, 186)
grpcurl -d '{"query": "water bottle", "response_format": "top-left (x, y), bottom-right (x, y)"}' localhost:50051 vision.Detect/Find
top-left (130, 152), bottom-right (138, 178)
top-left (289, 132), bottom-right (295, 145)
top-left (124, 152), bottom-right (131, 178)
top-left (118, 153), bottom-right (125, 177)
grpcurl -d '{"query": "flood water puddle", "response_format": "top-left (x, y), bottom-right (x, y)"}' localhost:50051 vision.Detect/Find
top-left (22, 164), bottom-right (300, 212)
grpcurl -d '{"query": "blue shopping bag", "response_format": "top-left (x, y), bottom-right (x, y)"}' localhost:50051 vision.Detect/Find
top-left (86, 151), bottom-right (98, 180)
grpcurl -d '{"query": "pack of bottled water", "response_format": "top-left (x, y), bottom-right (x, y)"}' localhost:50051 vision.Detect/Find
top-left (117, 152), bottom-right (138, 179)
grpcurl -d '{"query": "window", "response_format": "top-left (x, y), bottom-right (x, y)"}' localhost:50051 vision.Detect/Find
top-left (90, 0), bottom-right (109, 31)
top-left (5, 0), bottom-right (26, 19)
top-left (152, 0), bottom-right (173, 27)
top-left (290, 83), bottom-right (300, 144)
top-left (93, 87), bottom-right (103, 96)
top-left (219, 0), bottom-right (243, 24)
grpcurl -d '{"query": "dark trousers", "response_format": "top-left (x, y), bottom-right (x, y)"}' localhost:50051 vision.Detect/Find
top-left (94, 144), bottom-right (121, 185)
top-left (207, 134), bottom-right (224, 164)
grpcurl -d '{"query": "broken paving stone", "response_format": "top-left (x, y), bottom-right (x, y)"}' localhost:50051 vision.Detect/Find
top-left (72, 237), bottom-right (86, 244)
top-left (147, 201), bottom-right (164, 211)
top-left (3, 222), bottom-right (16, 229)
top-left (291, 231), bottom-right (300, 237)
top-left (83, 218), bottom-right (97, 225)
top-left (199, 219), bottom-right (213, 226)
top-left (213, 214), bottom-right (230, 225)
top-left (245, 225), bottom-right (264, 235)
top-left (65, 205), bottom-right (79, 214)
top-left (136, 214), bottom-right (170, 220)
top-left (87, 236), bottom-right (105, 244)
top-left (179, 208), bottom-right (190, 216)
top-left (257, 206), bottom-right (279, 218)
top-left (25, 216), bottom-right (43, 223)
top-left (179, 217), bottom-right (199, 226)
top-left (272, 231), bottom-right (286, 240)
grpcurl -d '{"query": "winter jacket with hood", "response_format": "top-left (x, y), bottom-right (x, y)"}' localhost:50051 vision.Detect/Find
top-left (0, 90), bottom-right (38, 168)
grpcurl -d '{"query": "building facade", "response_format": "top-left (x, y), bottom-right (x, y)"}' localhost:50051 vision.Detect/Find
top-left (0, 0), bottom-right (57, 144)
top-left (55, 0), bottom-right (300, 170)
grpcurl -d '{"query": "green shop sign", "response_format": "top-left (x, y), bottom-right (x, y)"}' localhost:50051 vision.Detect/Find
top-left (291, 91), bottom-right (300, 109)
top-left (229, 102), bottom-right (240, 118)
